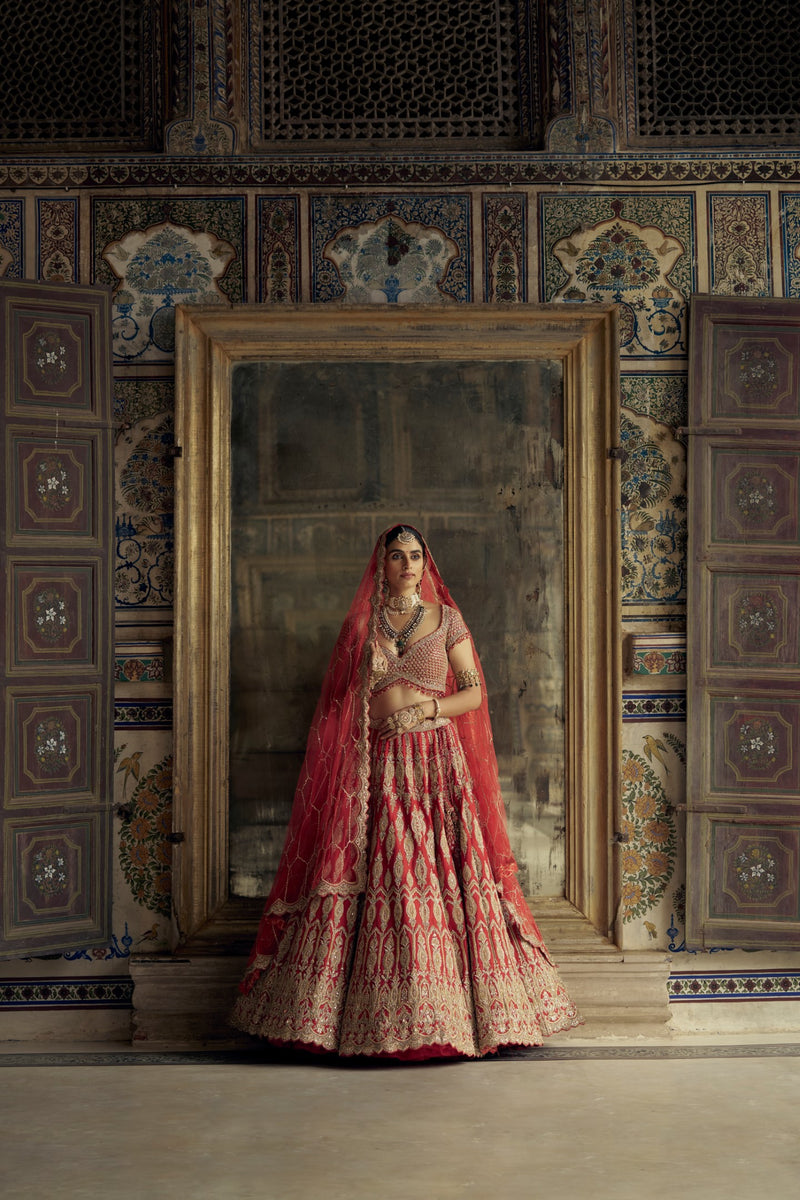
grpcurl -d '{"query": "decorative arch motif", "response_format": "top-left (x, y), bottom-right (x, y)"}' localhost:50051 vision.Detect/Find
top-left (323, 216), bottom-right (460, 305)
top-left (103, 222), bottom-right (235, 363)
top-left (551, 200), bottom-right (686, 356)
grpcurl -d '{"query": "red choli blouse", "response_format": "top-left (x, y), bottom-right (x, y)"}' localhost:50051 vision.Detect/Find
top-left (370, 604), bottom-right (470, 698)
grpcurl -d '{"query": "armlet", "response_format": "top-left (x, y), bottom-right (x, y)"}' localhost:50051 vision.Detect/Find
top-left (455, 668), bottom-right (480, 690)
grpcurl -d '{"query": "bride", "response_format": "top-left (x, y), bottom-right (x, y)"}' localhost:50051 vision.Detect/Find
top-left (231, 523), bottom-right (581, 1058)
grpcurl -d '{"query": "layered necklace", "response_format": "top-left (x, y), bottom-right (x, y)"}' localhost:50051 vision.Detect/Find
top-left (379, 592), bottom-right (425, 656)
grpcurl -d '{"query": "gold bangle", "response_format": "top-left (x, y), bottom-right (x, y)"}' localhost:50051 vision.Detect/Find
top-left (432, 697), bottom-right (441, 720)
top-left (455, 668), bottom-right (480, 691)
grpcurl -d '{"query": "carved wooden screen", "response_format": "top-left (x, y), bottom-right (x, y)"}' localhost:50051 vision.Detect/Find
top-left (687, 295), bottom-right (800, 948)
top-left (0, 280), bottom-right (113, 958)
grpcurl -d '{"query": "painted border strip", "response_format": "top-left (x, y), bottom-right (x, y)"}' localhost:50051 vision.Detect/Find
top-left (114, 700), bottom-right (173, 729)
top-left (669, 971), bottom-right (800, 1002)
top-left (114, 642), bottom-right (167, 683)
top-left (0, 976), bottom-right (134, 1009)
top-left (623, 692), bottom-right (687, 721)
top-left (628, 633), bottom-right (686, 676)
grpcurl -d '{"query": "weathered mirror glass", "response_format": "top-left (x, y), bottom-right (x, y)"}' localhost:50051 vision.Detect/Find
top-left (228, 357), bottom-right (565, 900)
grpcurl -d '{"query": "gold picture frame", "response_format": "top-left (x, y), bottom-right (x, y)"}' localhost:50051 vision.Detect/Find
top-left (173, 304), bottom-right (621, 950)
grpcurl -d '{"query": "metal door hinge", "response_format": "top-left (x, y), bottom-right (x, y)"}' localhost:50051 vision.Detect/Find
top-left (167, 831), bottom-right (185, 844)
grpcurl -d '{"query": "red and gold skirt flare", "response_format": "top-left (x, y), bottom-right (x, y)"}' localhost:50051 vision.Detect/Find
top-left (230, 721), bottom-right (581, 1057)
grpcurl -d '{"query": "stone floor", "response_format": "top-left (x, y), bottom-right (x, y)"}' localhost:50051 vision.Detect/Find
top-left (1, 1036), bottom-right (799, 1200)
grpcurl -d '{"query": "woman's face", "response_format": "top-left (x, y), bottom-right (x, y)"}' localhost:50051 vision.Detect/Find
top-left (384, 536), bottom-right (425, 595)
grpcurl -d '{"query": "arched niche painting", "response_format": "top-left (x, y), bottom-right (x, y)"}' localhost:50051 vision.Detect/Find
top-left (173, 305), bottom-right (620, 950)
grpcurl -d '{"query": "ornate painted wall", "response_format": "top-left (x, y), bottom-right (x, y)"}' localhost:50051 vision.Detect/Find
top-left (2, 0), bottom-right (800, 1035)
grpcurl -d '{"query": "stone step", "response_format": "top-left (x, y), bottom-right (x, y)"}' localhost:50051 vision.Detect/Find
top-left (130, 941), bottom-right (672, 1047)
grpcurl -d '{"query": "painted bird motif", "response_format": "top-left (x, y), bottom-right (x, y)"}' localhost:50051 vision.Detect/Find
top-left (644, 921), bottom-right (658, 940)
top-left (136, 923), bottom-right (161, 945)
top-left (116, 751), bottom-right (142, 798)
top-left (642, 735), bottom-right (670, 774)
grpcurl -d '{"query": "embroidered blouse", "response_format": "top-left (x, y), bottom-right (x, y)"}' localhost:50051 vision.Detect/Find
top-left (370, 605), bottom-right (470, 697)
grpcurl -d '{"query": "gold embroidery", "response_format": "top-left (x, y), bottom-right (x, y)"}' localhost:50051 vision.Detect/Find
top-left (233, 723), bottom-right (581, 1056)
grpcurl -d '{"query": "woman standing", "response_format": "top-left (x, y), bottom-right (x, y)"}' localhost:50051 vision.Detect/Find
top-left (231, 524), bottom-right (581, 1057)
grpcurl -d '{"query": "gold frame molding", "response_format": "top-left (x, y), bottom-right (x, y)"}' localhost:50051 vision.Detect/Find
top-left (173, 304), bottom-right (621, 950)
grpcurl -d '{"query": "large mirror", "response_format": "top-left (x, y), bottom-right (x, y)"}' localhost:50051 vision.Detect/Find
top-left (173, 305), bottom-right (620, 950)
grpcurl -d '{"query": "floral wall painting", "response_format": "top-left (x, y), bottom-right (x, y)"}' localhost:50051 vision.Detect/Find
top-left (621, 373), bottom-right (688, 431)
top-left (257, 196), bottom-right (300, 303)
top-left (779, 192), bottom-right (800, 296)
top-left (323, 216), bottom-right (459, 304)
top-left (620, 413), bottom-right (687, 606)
top-left (619, 734), bottom-right (686, 942)
top-left (37, 198), bottom-right (79, 283)
top-left (114, 645), bottom-right (166, 685)
top-left (114, 405), bottom-right (174, 611)
top-left (541, 194), bottom-right (695, 359)
top-left (629, 633), bottom-right (686, 676)
top-left (311, 194), bottom-right (471, 303)
top-left (103, 222), bottom-right (235, 363)
top-left (93, 197), bottom-right (245, 365)
top-left (708, 193), bottom-right (771, 297)
top-left (117, 753), bottom-right (173, 919)
top-left (483, 193), bottom-right (527, 302)
top-left (114, 377), bottom-right (174, 437)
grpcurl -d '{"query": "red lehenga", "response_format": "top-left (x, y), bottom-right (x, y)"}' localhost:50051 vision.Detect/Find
top-left (230, 527), bottom-right (581, 1057)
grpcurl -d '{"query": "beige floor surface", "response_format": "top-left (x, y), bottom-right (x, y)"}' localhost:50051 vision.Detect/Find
top-left (1, 1040), bottom-right (799, 1200)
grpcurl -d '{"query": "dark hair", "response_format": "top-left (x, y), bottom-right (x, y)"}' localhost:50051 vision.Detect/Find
top-left (384, 524), bottom-right (427, 561)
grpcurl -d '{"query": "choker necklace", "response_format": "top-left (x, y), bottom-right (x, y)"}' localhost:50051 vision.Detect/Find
top-left (379, 602), bottom-right (425, 656)
top-left (385, 592), bottom-right (421, 614)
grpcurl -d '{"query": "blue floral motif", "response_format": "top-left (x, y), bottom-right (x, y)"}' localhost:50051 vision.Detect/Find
top-left (668, 895), bottom-right (734, 957)
top-left (125, 229), bottom-right (214, 297)
top-left (112, 228), bottom-right (223, 360)
top-left (98, 208), bottom-right (242, 364)
top-left (116, 413), bottom-right (175, 609)
top-left (62, 923), bottom-right (133, 961)
top-left (620, 416), bottom-right (687, 604)
top-left (116, 512), bottom-right (174, 608)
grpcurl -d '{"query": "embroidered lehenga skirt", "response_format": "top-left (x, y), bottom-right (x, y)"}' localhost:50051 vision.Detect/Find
top-left (231, 720), bottom-right (581, 1057)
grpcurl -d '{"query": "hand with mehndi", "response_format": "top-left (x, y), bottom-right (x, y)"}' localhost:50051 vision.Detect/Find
top-left (377, 703), bottom-right (426, 740)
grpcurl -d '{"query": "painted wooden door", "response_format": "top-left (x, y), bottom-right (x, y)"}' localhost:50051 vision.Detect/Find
top-left (686, 296), bottom-right (800, 948)
top-left (0, 280), bottom-right (113, 958)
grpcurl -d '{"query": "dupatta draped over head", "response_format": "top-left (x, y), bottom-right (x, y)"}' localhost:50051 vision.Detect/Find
top-left (241, 524), bottom-right (542, 991)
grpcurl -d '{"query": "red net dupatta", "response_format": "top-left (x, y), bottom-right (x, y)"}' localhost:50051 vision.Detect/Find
top-left (240, 524), bottom-right (542, 992)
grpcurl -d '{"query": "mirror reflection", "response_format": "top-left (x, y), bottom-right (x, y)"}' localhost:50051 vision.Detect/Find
top-left (229, 358), bottom-right (565, 900)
